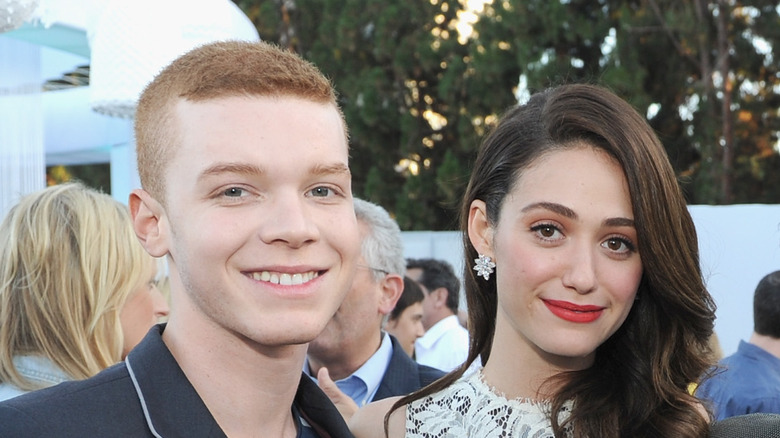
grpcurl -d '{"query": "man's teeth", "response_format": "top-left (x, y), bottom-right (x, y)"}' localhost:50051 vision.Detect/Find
top-left (251, 271), bottom-right (319, 285)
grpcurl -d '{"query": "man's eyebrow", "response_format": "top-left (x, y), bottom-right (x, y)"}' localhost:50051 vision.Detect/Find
top-left (199, 163), bottom-right (263, 178)
top-left (198, 162), bottom-right (350, 179)
top-left (310, 162), bottom-right (351, 177)
top-left (522, 202), bottom-right (577, 219)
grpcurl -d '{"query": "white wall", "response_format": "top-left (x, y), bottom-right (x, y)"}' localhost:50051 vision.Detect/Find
top-left (402, 230), bottom-right (464, 278)
top-left (690, 204), bottom-right (780, 356)
top-left (402, 204), bottom-right (780, 357)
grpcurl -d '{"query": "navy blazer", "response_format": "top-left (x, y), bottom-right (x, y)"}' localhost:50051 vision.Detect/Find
top-left (372, 335), bottom-right (445, 401)
top-left (0, 324), bottom-right (352, 438)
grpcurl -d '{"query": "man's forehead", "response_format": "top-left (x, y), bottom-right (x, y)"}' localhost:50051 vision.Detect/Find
top-left (406, 268), bottom-right (423, 282)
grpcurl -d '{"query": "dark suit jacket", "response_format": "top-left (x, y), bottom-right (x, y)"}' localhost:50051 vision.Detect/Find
top-left (372, 335), bottom-right (445, 401)
top-left (0, 324), bottom-right (352, 438)
top-left (709, 413), bottom-right (780, 438)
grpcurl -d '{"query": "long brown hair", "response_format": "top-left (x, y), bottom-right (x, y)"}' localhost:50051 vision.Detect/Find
top-left (388, 84), bottom-right (715, 437)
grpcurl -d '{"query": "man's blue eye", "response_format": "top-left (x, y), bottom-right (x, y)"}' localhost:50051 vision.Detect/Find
top-left (311, 187), bottom-right (331, 197)
top-left (224, 188), bottom-right (243, 197)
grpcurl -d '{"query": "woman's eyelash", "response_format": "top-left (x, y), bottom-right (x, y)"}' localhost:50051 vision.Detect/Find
top-left (605, 236), bottom-right (637, 252)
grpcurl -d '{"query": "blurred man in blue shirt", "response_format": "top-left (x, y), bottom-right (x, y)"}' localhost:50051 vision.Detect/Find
top-left (698, 270), bottom-right (780, 420)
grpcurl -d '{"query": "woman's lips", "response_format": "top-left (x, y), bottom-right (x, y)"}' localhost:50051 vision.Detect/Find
top-left (543, 299), bottom-right (605, 323)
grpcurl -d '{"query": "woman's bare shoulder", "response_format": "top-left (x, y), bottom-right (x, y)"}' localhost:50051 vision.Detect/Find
top-left (349, 396), bottom-right (406, 438)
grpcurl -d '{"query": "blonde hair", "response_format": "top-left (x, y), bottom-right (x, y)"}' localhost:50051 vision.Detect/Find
top-left (0, 182), bottom-right (155, 390)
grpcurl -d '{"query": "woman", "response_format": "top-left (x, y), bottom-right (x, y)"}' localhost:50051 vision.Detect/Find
top-left (0, 182), bottom-right (169, 400)
top-left (350, 84), bottom-right (716, 437)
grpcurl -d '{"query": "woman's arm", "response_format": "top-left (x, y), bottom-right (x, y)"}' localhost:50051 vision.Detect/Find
top-left (349, 396), bottom-right (405, 438)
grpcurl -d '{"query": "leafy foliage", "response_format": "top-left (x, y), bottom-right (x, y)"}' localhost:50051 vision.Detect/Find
top-left (236, 0), bottom-right (780, 229)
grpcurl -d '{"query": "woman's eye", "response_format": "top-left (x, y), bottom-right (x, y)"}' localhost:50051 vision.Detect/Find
top-left (603, 238), bottom-right (634, 253)
top-left (531, 224), bottom-right (562, 240)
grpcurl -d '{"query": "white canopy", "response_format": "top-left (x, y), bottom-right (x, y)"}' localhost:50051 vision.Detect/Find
top-left (0, 0), bottom-right (258, 213)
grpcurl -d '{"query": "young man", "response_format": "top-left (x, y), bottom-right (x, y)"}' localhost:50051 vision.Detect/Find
top-left (406, 258), bottom-right (470, 372)
top-left (385, 277), bottom-right (427, 358)
top-left (307, 199), bottom-right (443, 416)
top-left (697, 270), bottom-right (780, 421)
top-left (0, 41), bottom-right (360, 437)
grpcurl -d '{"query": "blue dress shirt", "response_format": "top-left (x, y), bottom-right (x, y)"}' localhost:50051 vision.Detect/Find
top-left (307, 332), bottom-right (393, 407)
top-left (697, 340), bottom-right (780, 421)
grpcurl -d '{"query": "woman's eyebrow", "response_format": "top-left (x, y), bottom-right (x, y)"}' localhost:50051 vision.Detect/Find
top-left (604, 217), bottom-right (635, 227)
top-left (521, 202), bottom-right (577, 219)
top-left (522, 202), bottom-right (634, 227)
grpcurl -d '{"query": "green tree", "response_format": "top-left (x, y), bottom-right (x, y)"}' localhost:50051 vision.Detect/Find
top-left (613, 0), bottom-right (780, 204)
top-left (46, 164), bottom-right (111, 193)
top-left (241, 0), bottom-right (478, 229)
top-left (236, 0), bottom-right (780, 229)
top-left (468, 0), bottom-right (779, 204)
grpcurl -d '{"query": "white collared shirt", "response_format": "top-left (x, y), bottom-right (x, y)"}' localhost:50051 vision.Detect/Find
top-left (415, 314), bottom-right (470, 372)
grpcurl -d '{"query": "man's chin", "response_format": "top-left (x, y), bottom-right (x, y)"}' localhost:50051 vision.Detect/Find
top-left (269, 325), bottom-right (330, 347)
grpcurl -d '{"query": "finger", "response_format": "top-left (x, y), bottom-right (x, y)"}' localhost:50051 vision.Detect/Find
top-left (317, 367), bottom-right (359, 421)
top-left (317, 367), bottom-right (340, 399)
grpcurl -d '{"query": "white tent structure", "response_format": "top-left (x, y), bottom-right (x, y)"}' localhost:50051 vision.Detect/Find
top-left (0, 0), bottom-right (259, 216)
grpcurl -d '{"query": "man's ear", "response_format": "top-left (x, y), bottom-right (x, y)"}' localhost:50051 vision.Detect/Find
top-left (432, 287), bottom-right (449, 309)
top-left (128, 189), bottom-right (169, 257)
top-left (378, 274), bottom-right (404, 315)
top-left (468, 199), bottom-right (494, 261)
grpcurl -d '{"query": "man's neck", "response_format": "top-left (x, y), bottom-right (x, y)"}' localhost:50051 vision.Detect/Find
top-left (162, 316), bottom-right (307, 438)
top-left (749, 332), bottom-right (780, 360)
top-left (425, 311), bottom-right (455, 331)
top-left (308, 331), bottom-right (383, 381)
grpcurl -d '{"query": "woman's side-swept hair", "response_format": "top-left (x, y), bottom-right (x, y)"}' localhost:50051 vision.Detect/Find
top-left (388, 84), bottom-right (716, 438)
top-left (0, 182), bottom-right (154, 390)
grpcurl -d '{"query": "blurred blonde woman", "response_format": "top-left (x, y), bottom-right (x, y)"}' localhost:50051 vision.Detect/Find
top-left (0, 182), bottom-right (169, 401)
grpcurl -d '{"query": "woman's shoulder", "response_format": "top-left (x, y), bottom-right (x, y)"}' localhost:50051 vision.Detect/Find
top-left (404, 371), bottom-right (562, 437)
top-left (349, 373), bottom-right (489, 438)
top-left (349, 396), bottom-right (406, 438)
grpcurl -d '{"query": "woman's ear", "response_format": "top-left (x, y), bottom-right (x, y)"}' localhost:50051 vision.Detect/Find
top-left (468, 199), bottom-right (494, 260)
top-left (128, 189), bottom-right (169, 258)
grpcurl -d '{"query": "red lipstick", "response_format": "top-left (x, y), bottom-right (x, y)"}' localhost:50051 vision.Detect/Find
top-left (543, 299), bottom-right (604, 323)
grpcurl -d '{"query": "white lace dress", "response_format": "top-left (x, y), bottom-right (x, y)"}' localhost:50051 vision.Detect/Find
top-left (405, 370), bottom-right (572, 437)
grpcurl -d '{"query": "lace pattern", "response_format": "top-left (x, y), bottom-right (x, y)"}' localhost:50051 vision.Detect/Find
top-left (405, 370), bottom-right (572, 437)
